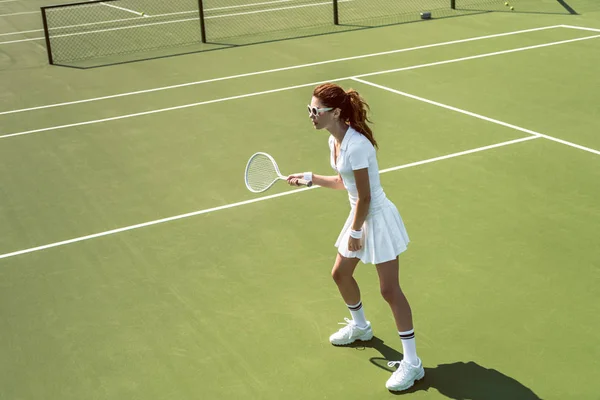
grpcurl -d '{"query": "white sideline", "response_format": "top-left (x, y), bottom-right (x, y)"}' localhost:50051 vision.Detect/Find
top-left (2, 33), bottom-right (599, 140)
top-left (0, 136), bottom-right (539, 260)
top-left (1, 25), bottom-right (599, 259)
top-left (0, 25), bottom-right (564, 115)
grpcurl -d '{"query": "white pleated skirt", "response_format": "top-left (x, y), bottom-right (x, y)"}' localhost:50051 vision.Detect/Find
top-left (335, 198), bottom-right (410, 264)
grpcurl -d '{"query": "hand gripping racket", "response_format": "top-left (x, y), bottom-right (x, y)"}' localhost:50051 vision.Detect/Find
top-left (244, 152), bottom-right (313, 193)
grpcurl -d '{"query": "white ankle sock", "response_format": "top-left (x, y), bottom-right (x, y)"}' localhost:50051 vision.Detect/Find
top-left (399, 329), bottom-right (419, 366)
top-left (347, 301), bottom-right (368, 328)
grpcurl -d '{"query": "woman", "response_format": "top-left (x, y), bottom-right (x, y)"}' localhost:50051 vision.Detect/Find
top-left (287, 83), bottom-right (424, 392)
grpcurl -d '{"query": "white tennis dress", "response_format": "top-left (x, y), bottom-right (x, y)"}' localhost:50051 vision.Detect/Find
top-left (331, 127), bottom-right (410, 264)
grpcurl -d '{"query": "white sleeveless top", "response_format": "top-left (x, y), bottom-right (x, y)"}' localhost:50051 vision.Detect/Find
top-left (329, 127), bottom-right (387, 210)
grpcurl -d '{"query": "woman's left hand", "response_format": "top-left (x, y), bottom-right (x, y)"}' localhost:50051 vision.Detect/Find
top-left (348, 237), bottom-right (362, 252)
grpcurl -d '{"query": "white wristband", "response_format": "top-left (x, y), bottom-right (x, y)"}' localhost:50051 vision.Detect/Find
top-left (303, 171), bottom-right (313, 182)
top-left (350, 229), bottom-right (363, 239)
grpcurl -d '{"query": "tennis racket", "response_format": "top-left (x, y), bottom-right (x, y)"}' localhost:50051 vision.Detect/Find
top-left (244, 152), bottom-right (313, 193)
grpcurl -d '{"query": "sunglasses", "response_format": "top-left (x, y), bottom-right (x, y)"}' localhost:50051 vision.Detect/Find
top-left (308, 105), bottom-right (333, 117)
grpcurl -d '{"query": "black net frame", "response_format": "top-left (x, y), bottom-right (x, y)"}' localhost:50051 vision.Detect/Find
top-left (40, 0), bottom-right (575, 68)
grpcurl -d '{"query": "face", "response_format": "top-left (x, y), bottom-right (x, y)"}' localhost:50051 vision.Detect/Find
top-left (308, 96), bottom-right (338, 130)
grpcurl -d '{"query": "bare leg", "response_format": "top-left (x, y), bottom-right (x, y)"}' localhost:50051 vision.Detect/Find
top-left (376, 257), bottom-right (413, 332)
top-left (328, 253), bottom-right (373, 345)
top-left (331, 253), bottom-right (361, 305)
top-left (377, 257), bottom-right (424, 391)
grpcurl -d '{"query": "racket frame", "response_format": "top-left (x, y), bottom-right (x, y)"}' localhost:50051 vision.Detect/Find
top-left (244, 152), bottom-right (312, 193)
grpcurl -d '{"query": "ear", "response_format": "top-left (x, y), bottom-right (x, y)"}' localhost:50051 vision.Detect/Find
top-left (334, 108), bottom-right (341, 119)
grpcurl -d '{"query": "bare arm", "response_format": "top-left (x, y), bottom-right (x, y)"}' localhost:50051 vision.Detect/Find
top-left (287, 173), bottom-right (345, 190)
top-left (312, 173), bottom-right (345, 190)
top-left (351, 168), bottom-right (371, 230)
top-left (347, 168), bottom-right (371, 252)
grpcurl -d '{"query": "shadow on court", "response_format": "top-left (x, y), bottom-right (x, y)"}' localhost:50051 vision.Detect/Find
top-left (348, 337), bottom-right (541, 399)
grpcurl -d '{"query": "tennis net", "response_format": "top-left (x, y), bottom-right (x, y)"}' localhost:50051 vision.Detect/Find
top-left (41, 0), bottom-right (572, 68)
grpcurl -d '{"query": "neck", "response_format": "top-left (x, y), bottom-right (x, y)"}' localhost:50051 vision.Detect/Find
top-left (328, 122), bottom-right (350, 143)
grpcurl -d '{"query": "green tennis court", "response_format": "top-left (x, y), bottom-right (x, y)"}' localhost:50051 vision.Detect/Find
top-left (1, 0), bottom-right (599, 398)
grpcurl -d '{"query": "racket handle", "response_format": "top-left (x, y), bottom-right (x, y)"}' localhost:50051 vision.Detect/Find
top-left (296, 179), bottom-right (313, 187)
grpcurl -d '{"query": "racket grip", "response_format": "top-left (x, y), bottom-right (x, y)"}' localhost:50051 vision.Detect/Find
top-left (296, 179), bottom-right (313, 187)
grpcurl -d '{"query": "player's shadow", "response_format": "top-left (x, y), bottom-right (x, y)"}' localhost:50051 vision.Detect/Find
top-left (348, 337), bottom-right (541, 399)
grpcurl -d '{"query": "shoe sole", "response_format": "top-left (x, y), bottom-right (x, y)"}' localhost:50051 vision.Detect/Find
top-left (386, 369), bottom-right (425, 392)
top-left (329, 331), bottom-right (374, 346)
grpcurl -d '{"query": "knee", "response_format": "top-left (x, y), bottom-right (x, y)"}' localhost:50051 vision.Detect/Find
top-left (380, 284), bottom-right (401, 303)
top-left (331, 267), bottom-right (351, 285)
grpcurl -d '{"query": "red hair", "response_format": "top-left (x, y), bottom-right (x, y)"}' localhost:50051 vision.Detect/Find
top-left (313, 83), bottom-right (378, 149)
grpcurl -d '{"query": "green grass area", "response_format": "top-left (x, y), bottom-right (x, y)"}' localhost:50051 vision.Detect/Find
top-left (1, 1), bottom-right (599, 399)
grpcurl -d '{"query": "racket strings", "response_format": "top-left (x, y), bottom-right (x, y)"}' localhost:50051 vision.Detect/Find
top-left (246, 154), bottom-right (280, 192)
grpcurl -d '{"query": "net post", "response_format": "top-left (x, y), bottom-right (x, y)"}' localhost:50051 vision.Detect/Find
top-left (451, 0), bottom-right (456, 9)
top-left (333, 0), bottom-right (339, 25)
top-left (40, 6), bottom-right (54, 65)
top-left (198, 0), bottom-right (207, 43)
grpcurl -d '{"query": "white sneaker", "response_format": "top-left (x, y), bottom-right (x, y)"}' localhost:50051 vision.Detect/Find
top-left (385, 358), bottom-right (425, 391)
top-left (329, 318), bottom-right (373, 345)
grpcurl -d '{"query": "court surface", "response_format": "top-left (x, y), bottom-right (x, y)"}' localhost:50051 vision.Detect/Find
top-left (1, 0), bottom-right (599, 399)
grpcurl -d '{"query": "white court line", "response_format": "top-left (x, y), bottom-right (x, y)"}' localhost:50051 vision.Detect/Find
top-left (206, 0), bottom-right (300, 12)
top-left (99, 1), bottom-right (145, 17)
top-left (0, 80), bottom-right (328, 139)
top-left (355, 34), bottom-right (600, 78)
top-left (0, 0), bottom-right (300, 35)
top-left (352, 77), bottom-right (546, 138)
top-left (0, 0), bottom-right (19, 3)
top-left (561, 24), bottom-right (600, 33)
top-left (2, 32), bottom-right (598, 140)
top-left (0, 25), bottom-right (563, 115)
top-left (0, 136), bottom-right (539, 260)
top-left (0, 0), bottom-right (298, 26)
top-left (0, 11), bottom-right (37, 17)
top-left (206, 0), bottom-right (349, 19)
top-left (0, 0), bottom-right (349, 42)
top-left (352, 78), bottom-right (600, 156)
top-left (379, 136), bottom-right (539, 173)
top-left (0, 36), bottom-right (42, 44)
top-left (1, 21), bottom-right (582, 41)
top-left (0, 28), bottom-right (40, 36)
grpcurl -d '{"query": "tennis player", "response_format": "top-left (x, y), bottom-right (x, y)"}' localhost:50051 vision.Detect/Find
top-left (287, 83), bottom-right (424, 392)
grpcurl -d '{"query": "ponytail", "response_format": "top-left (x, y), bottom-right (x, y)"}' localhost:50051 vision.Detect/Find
top-left (343, 89), bottom-right (377, 149)
top-left (313, 83), bottom-right (378, 149)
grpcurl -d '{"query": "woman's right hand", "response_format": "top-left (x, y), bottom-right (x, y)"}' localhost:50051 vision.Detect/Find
top-left (286, 173), bottom-right (305, 186)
